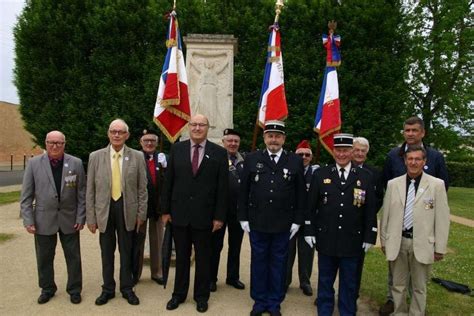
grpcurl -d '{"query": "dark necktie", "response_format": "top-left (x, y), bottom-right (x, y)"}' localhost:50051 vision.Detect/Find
top-left (230, 155), bottom-right (237, 166)
top-left (50, 159), bottom-right (60, 168)
top-left (270, 154), bottom-right (277, 165)
top-left (340, 167), bottom-right (345, 181)
top-left (192, 144), bottom-right (200, 175)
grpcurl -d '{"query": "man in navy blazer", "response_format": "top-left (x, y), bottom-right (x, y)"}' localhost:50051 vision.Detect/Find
top-left (161, 114), bottom-right (228, 313)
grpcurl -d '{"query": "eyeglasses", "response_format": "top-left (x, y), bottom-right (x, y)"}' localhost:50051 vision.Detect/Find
top-left (189, 122), bottom-right (208, 127)
top-left (142, 139), bottom-right (157, 144)
top-left (297, 153), bottom-right (311, 157)
top-left (109, 130), bottom-right (128, 136)
top-left (46, 141), bottom-right (65, 147)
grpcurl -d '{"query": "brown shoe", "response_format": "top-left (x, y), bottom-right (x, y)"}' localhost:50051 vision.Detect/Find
top-left (379, 300), bottom-right (394, 315)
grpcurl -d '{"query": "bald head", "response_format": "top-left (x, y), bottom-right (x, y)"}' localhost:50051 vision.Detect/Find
top-left (45, 130), bottom-right (66, 159)
top-left (188, 114), bottom-right (209, 143)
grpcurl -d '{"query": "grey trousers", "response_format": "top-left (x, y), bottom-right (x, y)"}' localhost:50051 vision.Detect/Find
top-left (35, 231), bottom-right (82, 295)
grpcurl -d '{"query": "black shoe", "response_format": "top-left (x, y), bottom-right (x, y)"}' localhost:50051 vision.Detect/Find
top-left (379, 300), bottom-right (394, 316)
top-left (37, 292), bottom-right (54, 304)
top-left (95, 292), bottom-right (115, 306)
top-left (122, 291), bottom-right (139, 305)
top-left (70, 293), bottom-right (82, 304)
top-left (166, 297), bottom-right (183, 310)
top-left (152, 276), bottom-right (164, 285)
top-left (250, 310), bottom-right (263, 316)
top-left (226, 279), bottom-right (245, 290)
top-left (196, 301), bottom-right (208, 313)
top-left (300, 284), bottom-right (313, 296)
top-left (269, 311), bottom-right (282, 316)
top-left (209, 281), bottom-right (217, 292)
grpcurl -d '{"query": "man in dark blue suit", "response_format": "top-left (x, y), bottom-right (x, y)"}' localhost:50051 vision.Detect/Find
top-left (239, 120), bottom-right (306, 316)
top-left (286, 140), bottom-right (318, 296)
top-left (161, 114), bottom-right (228, 313)
top-left (304, 133), bottom-right (377, 316)
top-left (379, 116), bottom-right (449, 315)
top-left (210, 128), bottom-right (246, 292)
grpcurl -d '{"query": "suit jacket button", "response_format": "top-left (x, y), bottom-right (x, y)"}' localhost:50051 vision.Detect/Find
top-left (269, 200), bottom-right (273, 203)
top-left (341, 192), bottom-right (344, 195)
top-left (339, 214), bottom-right (343, 218)
top-left (338, 226), bottom-right (342, 229)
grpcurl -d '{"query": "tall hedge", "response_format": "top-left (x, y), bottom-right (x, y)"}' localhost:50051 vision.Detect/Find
top-left (15, 0), bottom-right (407, 165)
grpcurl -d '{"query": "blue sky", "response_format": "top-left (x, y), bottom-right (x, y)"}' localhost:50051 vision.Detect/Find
top-left (0, 0), bottom-right (25, 104)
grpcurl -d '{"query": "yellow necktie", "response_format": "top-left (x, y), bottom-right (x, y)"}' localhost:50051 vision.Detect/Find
top-left (112, 153), bottom-right (121, 201)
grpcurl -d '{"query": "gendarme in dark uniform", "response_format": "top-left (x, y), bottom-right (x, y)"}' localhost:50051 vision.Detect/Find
top-left (304, 133), bottom-right (377, 316)
top-left (238, 120), bottom-right (306, 316)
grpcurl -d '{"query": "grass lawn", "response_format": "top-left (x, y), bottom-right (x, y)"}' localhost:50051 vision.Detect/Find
top-left (448, 187), bottom-right (474, 220)
top-left (0, 233), bottom-right (14, 244)
top-left (0, 191), bottom-right (20, 206)
top-left (361, 222), bottom-right (473, 315)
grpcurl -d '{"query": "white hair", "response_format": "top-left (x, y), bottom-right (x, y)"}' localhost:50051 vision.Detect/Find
top-left (353, 137), bottom-right (370, 152)
top-left (109, 118), bottom-right (129, 132)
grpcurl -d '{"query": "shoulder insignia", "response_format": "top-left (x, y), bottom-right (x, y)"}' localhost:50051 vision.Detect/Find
top-left (324, 178), bottom-right (331, 184)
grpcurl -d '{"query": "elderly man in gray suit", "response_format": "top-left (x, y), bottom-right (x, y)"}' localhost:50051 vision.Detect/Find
top-left (21, 130), bottom-right (86, 305)
top-left (86, 118), bottom-right (148, 306)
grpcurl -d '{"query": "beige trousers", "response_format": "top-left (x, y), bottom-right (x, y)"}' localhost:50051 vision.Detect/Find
top-left (137, 218), bottom-right (164, 279)
top-left (389, 237), bottom-right (431, 316)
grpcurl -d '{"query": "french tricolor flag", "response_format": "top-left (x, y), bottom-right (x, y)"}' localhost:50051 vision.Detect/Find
top-left (257, 23), bottom-right (288, 126)
top-left (154, 10), bottom-right (191, 143)
top-left (314, 67), bottom-right (341, 154)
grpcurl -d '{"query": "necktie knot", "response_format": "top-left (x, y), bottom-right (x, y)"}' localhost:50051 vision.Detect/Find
top-left (270, 154), bottom-right (277, 164)
top-left (340, 167), bottom-right (345, 180)
top-left (410, 179), bottom-right (415, 184)
top-left (113, 153), bottom-right (121, 159)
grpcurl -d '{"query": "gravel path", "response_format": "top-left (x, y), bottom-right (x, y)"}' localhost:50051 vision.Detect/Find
top-left (0, 201), bottom-right (379, 315)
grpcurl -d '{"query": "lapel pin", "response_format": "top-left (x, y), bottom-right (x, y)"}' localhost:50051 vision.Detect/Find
top-left (125, 156), bottom-right (129, 161)
top-left (64, 163), bottom-right (69, 167)
top-left (205, 154), bottom-right (210, 159)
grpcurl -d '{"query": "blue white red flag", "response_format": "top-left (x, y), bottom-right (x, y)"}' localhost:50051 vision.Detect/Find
top-left (154, 10), bottom-right (190, 143)
top-left (323, 32), bottom-right (341, 67)
top-left (257, 23), bottom-right (288, 126)
top-left (314, 67), bottom-right (341, 155)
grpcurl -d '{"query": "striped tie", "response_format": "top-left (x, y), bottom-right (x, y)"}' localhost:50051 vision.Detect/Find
top-left (403, 179), bottom-right (416, 230)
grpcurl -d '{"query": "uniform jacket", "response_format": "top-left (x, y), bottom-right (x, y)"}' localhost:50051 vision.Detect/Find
top-left (161, 139), bottom-right (229, 229)
top-left (238, 149), bottom-right (306, 233)
top-left (228, 152), bottom-right (244, 216)
top-left (305, 164), bottom-right (377, 257)
top-left (383, 142), bottom-right (449, 190)
top-left (380, 172), bottom-right (450, 265)
top-left (86, 145), bottom-right (148, 233)
top-left (143, 151), bottom-right (166, 220)
top-left (360, 163), bottom-right (384, 212)
top-left (20, 153), bottom-right (86, 235)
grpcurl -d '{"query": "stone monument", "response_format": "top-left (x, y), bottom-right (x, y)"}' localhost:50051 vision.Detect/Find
top-left (183, 34), bottom-right (238, 144)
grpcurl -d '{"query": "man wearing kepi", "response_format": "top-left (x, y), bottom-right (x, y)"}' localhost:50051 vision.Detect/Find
top-left (86, 119), bottom-right (148, 306)
top-left (239, 120), bottom-right (306, 316)
top-left (210, 128), bottom-right (246, 292)
top-left (162, 114), bottom-right (228, 313)
top-left (381, 145), bottom-right (450, 315)
top-left (286, 140), bottom-right (318, 296)
top-left (304, 133), bottom-right (377, 316)
top-left (21, 130), bottom-right (86, 305)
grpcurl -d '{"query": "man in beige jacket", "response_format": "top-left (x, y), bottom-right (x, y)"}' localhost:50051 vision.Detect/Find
top-left (380, 145), bottom-right (450, 315)
top-left (86, 119), bottom-right (148, 306)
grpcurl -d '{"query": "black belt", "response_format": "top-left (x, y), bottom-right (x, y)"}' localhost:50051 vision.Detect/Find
top-left (402, 230), bottom-right (413, 239)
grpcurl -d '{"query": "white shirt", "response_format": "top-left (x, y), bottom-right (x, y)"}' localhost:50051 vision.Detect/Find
top-left (267, 148), bottom-right (283, 164)
top-left (336, 162), bottom-right (352, 181)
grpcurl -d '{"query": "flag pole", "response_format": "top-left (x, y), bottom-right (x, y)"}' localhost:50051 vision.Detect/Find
top-left (251, 0), bottom-right (286, 152)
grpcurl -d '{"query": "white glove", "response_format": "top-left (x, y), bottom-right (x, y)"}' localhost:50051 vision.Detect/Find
top-left (158, 153), bottom-right (167, 168)
top-left (305, 236), bottom-right (316, 248)
top-left (289, 223), bottom-right (300, 240)
top-left (362, 242), bottom-right (374, 253)
top-left (240, 221), bottom-right (250, 233)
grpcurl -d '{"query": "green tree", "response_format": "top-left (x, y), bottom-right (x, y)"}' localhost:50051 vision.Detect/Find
top-left (403, 0), bottom-right (473, 157)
